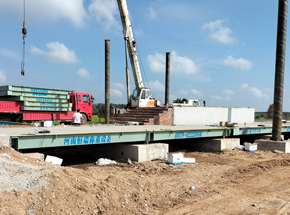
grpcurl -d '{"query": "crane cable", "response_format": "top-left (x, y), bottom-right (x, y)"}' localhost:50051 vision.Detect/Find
top-left (21, 0), bottom-right (27, 76)
top-left (131, 26), bottom-right (150, 90)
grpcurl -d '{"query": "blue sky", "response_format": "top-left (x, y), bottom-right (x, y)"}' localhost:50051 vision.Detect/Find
top-left (0, 0), bottom-right (289, 111)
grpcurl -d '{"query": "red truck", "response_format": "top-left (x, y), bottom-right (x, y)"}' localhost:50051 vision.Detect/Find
top-left (0, 85), bottom-right (93, 124)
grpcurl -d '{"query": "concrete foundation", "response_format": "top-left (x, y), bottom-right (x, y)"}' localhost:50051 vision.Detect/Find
top-left (189, 138), bottom-right (240, 152)
top-left (24, 153), bottom-right (45, 161)
top-left (78, 143), bottom-right (168, 162)
top-left (255, 134), bottom-right (284, 141)
top-left (255, 139), bottom-right (290, 153)
top-left (0, 134), bottom-right (10, 147)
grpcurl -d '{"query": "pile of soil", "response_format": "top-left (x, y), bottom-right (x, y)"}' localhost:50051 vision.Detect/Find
top-left (1, 146), bottom-right (290, 214)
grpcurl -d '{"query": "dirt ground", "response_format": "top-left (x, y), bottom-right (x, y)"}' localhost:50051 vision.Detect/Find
top-left (1, 146), bottom-right (290, 215)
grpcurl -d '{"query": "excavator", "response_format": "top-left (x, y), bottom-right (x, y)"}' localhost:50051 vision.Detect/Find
top-left (117, 0), bottom-right (157, 108)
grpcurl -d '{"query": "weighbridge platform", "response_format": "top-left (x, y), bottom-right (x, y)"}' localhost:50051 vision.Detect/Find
top-left (1, 122), bottom-right (290, 150)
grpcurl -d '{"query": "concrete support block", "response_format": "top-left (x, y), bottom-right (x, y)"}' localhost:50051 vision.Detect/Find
top-left (255, 134), bottom-right (284, 141)
top-left (79, 143), bottom-right (168, 162)
top-left (191, 138), bottom-right (240, 152)
top-left (255, 139), bottom-right (290, 153)
top-left (24, 153), bottom-right (45, 161)
top-left (0, 134), bottom-right (10, 147)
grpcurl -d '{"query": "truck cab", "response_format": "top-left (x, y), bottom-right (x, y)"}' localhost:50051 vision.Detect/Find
top-left (69, 91), bottom-right (93, 123)
top-left (131, 88), bottom-right (155, 108)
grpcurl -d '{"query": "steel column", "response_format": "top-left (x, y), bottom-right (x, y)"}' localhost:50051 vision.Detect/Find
top-left (272, 0), bottom-right (288, 141)
top-left (165, 52), bottom-right (170, 105)
top-left (105, 40), bottom-right (110, 124)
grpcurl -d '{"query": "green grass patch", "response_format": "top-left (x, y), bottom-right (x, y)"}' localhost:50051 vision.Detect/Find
top-left (87, 115), bottom-right (105, 124)
top-left (87, 115), bottom-right (114, 124)
top-left (51, 115), bottom-right (113, 125)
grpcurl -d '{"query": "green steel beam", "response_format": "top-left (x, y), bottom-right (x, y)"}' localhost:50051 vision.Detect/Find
top-left (0, 85), bottom-right (69, 95)
top-left (21, 106), bottom-right (72, 111)
top-left (0, 121), bottom-right (27, 126)
top-left (10, 125), bottom-right (290, 150)
top-left (0, 91), bottom-right (69, 99)
top-left (12, 131), bottom-right (149, 150)
top-left (23, 101), bottom-right (72, 107)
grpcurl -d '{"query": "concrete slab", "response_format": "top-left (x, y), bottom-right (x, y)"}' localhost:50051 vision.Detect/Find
top-left (0, 134), bottom-right (10, 147)
top-left (78, 143), bottom-right (168, 162)
top-left (255, 139), bottom-right (290, 153)
top-left (190, 138), bottom-right (240, 152)
top-left (24, 153), bottom-right (45, 161)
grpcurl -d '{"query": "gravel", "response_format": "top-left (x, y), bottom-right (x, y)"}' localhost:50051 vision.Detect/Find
top-left (0, 156), bottom-right (48, 193)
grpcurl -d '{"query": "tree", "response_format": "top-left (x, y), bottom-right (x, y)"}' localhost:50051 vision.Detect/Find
top-left (267, 104), bottom-right (274, 118)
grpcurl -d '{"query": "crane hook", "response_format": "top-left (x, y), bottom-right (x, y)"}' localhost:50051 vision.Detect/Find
top-left (21, 0), bottom-right (27, 76)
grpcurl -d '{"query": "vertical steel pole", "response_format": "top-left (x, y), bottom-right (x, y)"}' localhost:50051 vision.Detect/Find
top-left (165, 52), bottom-right (170, 105)
top-left (272, 0), bottom-right (288, 141)
top-left (105, 40), bottom-right (110, 124)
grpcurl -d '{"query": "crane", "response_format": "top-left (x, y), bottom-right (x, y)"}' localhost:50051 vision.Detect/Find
top-left (117, 0), bottom-right (156, 108)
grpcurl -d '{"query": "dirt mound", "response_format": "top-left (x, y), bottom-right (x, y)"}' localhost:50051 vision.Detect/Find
top-left (1, 147), bottom-right (290, 214)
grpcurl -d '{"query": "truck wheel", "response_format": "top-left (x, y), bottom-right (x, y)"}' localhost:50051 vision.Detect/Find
top-left (82, 114), bottom-right (87, 125)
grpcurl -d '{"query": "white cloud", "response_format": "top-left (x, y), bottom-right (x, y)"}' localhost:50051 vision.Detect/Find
top-left (224, 56), bottom-right (253, 70)
top-left (211, 95), bottom-right (223, 100)
top-left (0, 0), bottom-right (87, 27)
top-left (147, 80), bottom-right (165, 92)
top-left (0, 48), bottom-right (19, 59)
top-left (148, 8), bottom-right (158, 20)
top-left (77, 68), bottom-right (92, 80)
top-left (147, 52), bottom-right (165, 73)
top-left (250, 87), bottom-right (265, 99)
top-left (240, 84), bottom-right (249, 91)
top-left (147, 51), bottom-right (199, 75)
top-left (30, 42), bottom-right (80, 63)
top-left (111, 89), bottom-right (123, 97)
top-left (112, 82), bottom-right (126, 90)
top-left (111, 83), bottom-right (125, 98)
top-left (179, 89), bottom-right (188, 96)
top-left (179, 89), bottom-right (202, 97)
top-left (189, 89), bottom-right (203, 96)
top-left (89, 0), bottom-right (121, 31)
top-left (0, 69), bottom-right (7, 83)
top-left (211, 95), bottom-right (231, 101)
top-left (240, 84), bottom-right (268, 99)
top-left (223, 90), bottom-right (234, 95)
top-left (202, 20), bottom-right (234, 44)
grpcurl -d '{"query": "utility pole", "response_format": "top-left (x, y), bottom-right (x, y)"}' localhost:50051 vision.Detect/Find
top-left (165, 52), bottom-right (170, 106)
top-left (105, 40), bottom-right (110, 125)
top-left (272, 0), bottom-right (288, 141)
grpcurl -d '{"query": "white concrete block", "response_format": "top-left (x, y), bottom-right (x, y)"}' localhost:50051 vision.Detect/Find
top-left (117, 143), bottom-right (168, 162)
top-left (173, 107), bottom-right (254, 125)
top-left (191, 138), bottom-right (240, 152)
top-left (78, 143), bottom-right (169, 162)
top-left (0, 134), bottom-right (10, 147)
top-left (173, 107), bottom-right (228, 125)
